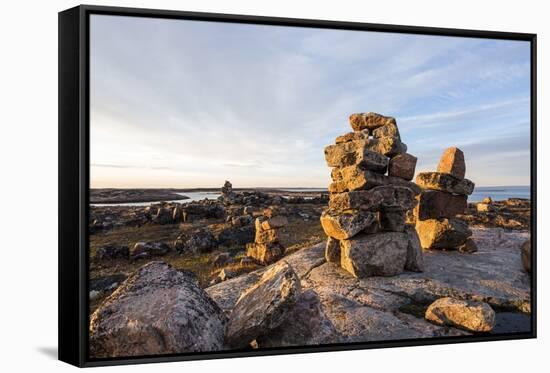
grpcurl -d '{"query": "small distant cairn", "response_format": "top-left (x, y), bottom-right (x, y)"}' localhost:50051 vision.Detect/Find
top-left (246, 207), bottom-right (289, 265)
top-left (415, 147), bottom-right (477, 253)
top-left (220, 180), bottom-right (235, 203)
top-left (321, 112), bottom-right (424, 278)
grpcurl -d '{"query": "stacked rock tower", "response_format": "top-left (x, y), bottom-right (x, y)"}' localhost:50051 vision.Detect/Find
top-left (246, 209), bottom-right (288, 265)
top-left (321, 112), bottom-right (424, 278)
top-left (414, 147), bottom-right (477, 253)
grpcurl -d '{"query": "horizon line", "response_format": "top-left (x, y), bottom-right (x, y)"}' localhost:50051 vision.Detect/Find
top-left (89, 184), bottom-right (531, 190)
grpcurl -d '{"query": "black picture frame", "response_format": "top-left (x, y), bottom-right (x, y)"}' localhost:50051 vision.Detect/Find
top-left (58, 4), bottom-right (537, 368)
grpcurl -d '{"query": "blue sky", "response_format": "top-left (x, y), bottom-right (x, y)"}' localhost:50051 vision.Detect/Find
top-left (90, 15), bottom-right (531, 188)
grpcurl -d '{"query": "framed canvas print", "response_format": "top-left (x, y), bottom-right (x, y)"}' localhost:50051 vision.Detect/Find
top-left (58, 4), bottom-right (537, 367)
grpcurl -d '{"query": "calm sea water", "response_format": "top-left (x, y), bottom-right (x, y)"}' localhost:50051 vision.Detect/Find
top-left (91, 186), bottom-right (530, 207)
top-left (468, 186), bottom-right (530, 202)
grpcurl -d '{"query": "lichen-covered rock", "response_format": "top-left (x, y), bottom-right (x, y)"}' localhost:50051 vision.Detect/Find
top-left (95, 245), bottom-right (129, 261)
top-left (425, 297), bottom-right (495, 332)
top-left (246, 242), bottom-right (284, 265)
top-left (376, 136), bottom-right (407, 157)
top-left (335, 130), bottom-right (369, 144)
top-left (404, 226), bottom-right (424, 272)
top-left (336, 165), bottom-right (421, 194)
top-left (325, 236), bottom-right (341, 263)
top-left (130, 241), bottom-right (170, 260)
top-left (261, 215), bottom-right (289, 230)
top-left (416, 190), bottom-right (467, 220)
top-left (255, 227), bottom-right (279, 244)
top-left (225, 261), bottom-right (301, 348)
top-left (340, 232), bottom-right (408, 277)
top-left (437, 147), bottom-right (466, 180)
top-left (324, 140), bottom-right (389, 170)
top-left (211, 252), bottom-right (233, 268)
top-left (349, 112), bottom-right (396, 131)
top-left (416, 172), bottom-right (475, 195)
top-left (89, 262), bottom-right (226, 358)
top-left (256, 289), bottom-right (339, 347)
top-left (173, 229), bottom-right (216, 254)
top-left (329, 190), bottom-right (384, 212)
top-left (328, 180), bottom-right (347, 194)
top-left (415, 218), bottom-right (472, 250)
top-left (371, 185), bottom-right (417, 211)
top-left (372, 121), bottom-right (400, 140)
top-left (388, 153), bottom-right (417, 181)
top-left (216, 224), bottom-right (255, 246)
top-left (521, 239), bottom-right (531, 273)
top-left (320, 209), bottom-right (377, 240)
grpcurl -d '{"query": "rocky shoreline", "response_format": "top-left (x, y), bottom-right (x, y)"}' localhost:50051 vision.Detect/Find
top-left (90, 188), bottom-right (190, 204)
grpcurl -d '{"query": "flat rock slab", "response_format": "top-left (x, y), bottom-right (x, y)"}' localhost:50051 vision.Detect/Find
top-left (206, 228), bottom-right (530, 348)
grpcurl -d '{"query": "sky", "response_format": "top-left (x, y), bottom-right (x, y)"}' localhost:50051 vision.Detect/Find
top-left (90, 15), bottom-right (531, 188)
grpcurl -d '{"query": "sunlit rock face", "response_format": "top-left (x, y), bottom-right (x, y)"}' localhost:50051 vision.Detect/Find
top-left (320, 112), bottom-right (420, 278)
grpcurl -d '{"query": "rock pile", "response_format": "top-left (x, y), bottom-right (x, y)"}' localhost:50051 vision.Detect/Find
top-left (415, 147), bottom-right (476, 252)
top-left (220, 180), bottom-right (235, 202)
top-left (246, 208), bottom-right (289, 265)
top-left (321, 112), bottom-right (423, 278)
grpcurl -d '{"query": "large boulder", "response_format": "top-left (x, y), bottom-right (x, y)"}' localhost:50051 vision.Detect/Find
top-left (416, 172), bottom-right (474, 195)
top-left (437, 147), bottom-right (466, 180)
top-left (173, 229), bottom-right (216, 254)
top-left (388, 153), bottom-right (417, 181)
top-left (425, 297), bottom-right (495, 332)
top-left (324, 141), bottom-right (389, 171)
top-left (89, 262), bottom-right (227, 358)
top-left (521, 239), bottom-right (531, 273)
top-left (415, 218), bottom-right (472, 250)
top-left (130, 241), bottom-right (170, 260)
top-left (225, 261), bottom-right (301, 348)
top-left (320, 209), bottom-right (377, 240)
top-left (340, 232), bottom-right (408, 277)
top-left (416, 190), bottom-right (467, 220)
top-left (349, 112), bottom-right (396, 131)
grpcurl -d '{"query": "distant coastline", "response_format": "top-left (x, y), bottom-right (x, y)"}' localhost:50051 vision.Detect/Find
top-left (90, 185), bottom-right (530, 206)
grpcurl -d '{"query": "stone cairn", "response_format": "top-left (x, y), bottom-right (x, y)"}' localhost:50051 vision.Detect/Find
top-left (414, 147), bottom-right (477, 253)
top-left (246, 208), bottom-right (289, 265)
top-left (220, 180), bottom-right (235, 202)
top-left (321, 112), bottom-right (424, 278)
